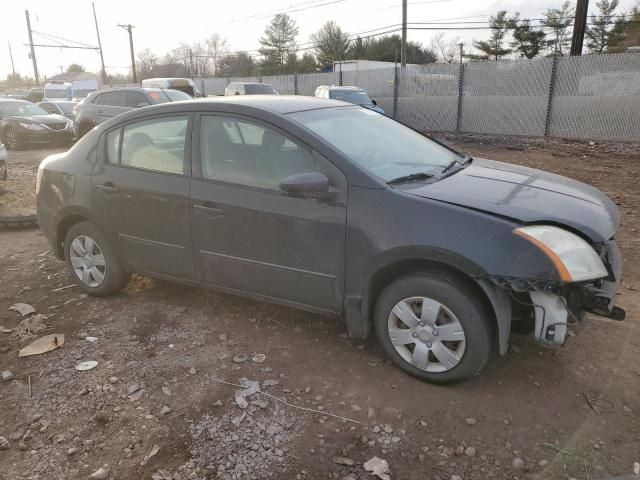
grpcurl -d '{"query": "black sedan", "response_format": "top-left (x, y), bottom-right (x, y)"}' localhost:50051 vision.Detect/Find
top-left (36, 96), bottom-right (624, 383)
top-left (0, 99), bottom-right (73, 150)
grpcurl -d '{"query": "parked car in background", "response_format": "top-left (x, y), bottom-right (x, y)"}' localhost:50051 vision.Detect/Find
top-left (38, 100), bottom-right (78, 121)
top-left (73, 87), bottom-right (191, 139)
top-left (36, 96), bottom-right (624, 384)
top-left (315, 85), bottom-right (384, 114)
top-left (141, 78), bottom-right (202, 97)
top-left (71, 79), bottom-right (99, 101)
top-left (224, 82), bottom-right (278, 96)
top-left (5, 89), bottom-right (30, 100)
top-left (44, 82), bottom-right (73, 100)
top-left (0, 99), bottom-right (73, 149)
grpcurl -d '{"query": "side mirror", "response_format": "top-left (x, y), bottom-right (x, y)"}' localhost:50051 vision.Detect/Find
top-left (279, 172), bottom-right (336, 199)
top-left (371, 99), bottom-right (378, 106)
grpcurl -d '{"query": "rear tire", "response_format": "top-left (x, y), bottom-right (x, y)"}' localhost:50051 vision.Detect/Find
top-left (64, 221), bottom-right (129, 296)
top-left (4, 127), bottom-right (22, 150)
top-left (374, 272), bottom-right (492, 384)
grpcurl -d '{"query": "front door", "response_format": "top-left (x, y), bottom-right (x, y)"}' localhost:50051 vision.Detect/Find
top-left (190, 114), bottom-right (347, 312)
top-left (92, 114), bottom-right (194, 279)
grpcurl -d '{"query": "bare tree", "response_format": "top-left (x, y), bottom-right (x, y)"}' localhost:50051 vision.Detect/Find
top-left (430, 32), bottom-right (460, 63)
top-left (205, 34), bottom-right (228, 75)
top-left (170, 42), bottom-right (211, 78)
top-left (136, 49), bottom-right (158, 80)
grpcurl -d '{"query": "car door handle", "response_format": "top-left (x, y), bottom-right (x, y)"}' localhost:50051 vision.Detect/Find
top-left (95, 183), bottom-right (120, 194)
top-left (194, 203), bottom-right (224, 216)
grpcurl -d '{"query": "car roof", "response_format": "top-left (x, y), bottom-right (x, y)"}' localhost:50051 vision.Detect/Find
top-left (0, 98), bottom-right (29, 104)
top-left (228, 82), bottom-right (272, 86)
top-left (96, 87), bottom-right (166, 94)
top-left (193, 95), bottom-right (347, 114)
top-left (327, 86), bottom-right (364, 91)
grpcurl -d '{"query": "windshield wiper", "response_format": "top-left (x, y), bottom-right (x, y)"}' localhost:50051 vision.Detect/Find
top-left (440, 156), bottom-right (473, 177)
top-left (387, 172), bottom-right (435, 185)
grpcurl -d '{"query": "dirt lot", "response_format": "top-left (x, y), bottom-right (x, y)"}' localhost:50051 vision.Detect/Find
top-left (1, 137), bottom-right (639, 480)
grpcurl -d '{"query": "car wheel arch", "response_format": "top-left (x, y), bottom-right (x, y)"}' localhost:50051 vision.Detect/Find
top-left (54, 208), bottom-right (110, 259)
top-left (355, 255), bottom-right (501, 354)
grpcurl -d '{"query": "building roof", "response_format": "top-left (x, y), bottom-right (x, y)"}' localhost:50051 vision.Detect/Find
top-left (48, 72), bottom-right (98, 83)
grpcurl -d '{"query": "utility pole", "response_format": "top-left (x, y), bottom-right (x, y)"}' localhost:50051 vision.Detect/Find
top-left (8, 41), bottom-right (16, 76)
top-left (93, 3), bottom-right (107, 84)
top-left (570, 0), bottom-right (589, 55)
top-left (118, 23), bottom-right (137, 83)
top-left (400, 0), bottom-right (407, 68)
top-left (458, 42), bottom-right (464, 63)
top-left (25, 10), bottom-right (40, 85)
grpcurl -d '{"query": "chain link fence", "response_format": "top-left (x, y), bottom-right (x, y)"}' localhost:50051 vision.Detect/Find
top-left (197, 52), bottom-right (640, 142)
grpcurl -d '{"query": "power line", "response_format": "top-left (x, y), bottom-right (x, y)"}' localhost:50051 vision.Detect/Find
top-left (228, 0), bottom-right (346, 23)
top-left (32, 30), bottom-right (97, 49)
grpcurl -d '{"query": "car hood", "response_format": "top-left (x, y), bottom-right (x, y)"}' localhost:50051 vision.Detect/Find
top-left (7, 114), bottom-right (68, 125)
top-left (399, 158), bottom-right (619, 242)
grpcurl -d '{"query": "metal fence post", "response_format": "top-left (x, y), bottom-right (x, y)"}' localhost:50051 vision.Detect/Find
top-left (544, 57), bottom-right (559, 137)
top-left (294, 73), bottom-right (298, 95)
top-left (392, 65), bottom-right (399, 119)
top-left (455, 63), bottom-right (465, 132)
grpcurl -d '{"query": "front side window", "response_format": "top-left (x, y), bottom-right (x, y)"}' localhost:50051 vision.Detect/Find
top-left (289, 107), bottom-right (462, 182)
top-left (0, 102), bottom-right (48, 117)
top-left (107, 116), bottom-right (188, 174)
top-left (199, 115), bottom-right (315, 190)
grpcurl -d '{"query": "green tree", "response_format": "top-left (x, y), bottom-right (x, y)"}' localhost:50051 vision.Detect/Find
top-left (217, 52), bottom-right (254, 77)
top-left (607, 5), bottom-right (640, 52)
top-left (66, 63), bottom-right (85, 73)
top-left (352, 35), bottom-right (436, 63)
top-left (293, 52), bottom-right (318, 73)
top-left (509, 16), bottom-right (546, 59)
top-left (586, 0), bottom-right (622, 53)
top-left (542, 1), bottom-right (574, 56)
top-left (258, 14), bottom-right (299, 74)
top-left (311, 21), bottom-right (350, 68)
top-left (469, 10), bottom-right (513, 60)
top-left (347, 36), bottom-right (371, 59)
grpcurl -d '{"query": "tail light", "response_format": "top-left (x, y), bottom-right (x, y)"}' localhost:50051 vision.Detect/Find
top-left (73, 104), bottom-right (79, 116)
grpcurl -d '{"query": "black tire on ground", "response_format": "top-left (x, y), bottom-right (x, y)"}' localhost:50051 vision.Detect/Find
top-left (64, 221), bottom-right (129, 296)
top-left (374, 272), bottom-right (492, 384)
top-left (4, 127), bottom-right (23, 150)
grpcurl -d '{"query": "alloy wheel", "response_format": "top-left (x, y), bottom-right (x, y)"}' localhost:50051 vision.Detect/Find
top-left (387, 296), bottom-right (466, 373)
top-left (69, 235), bottom-right (107, 288)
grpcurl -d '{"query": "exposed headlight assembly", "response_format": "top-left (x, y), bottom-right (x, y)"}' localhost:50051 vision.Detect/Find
top-left (514, 225), bottom-right (608, 282)
top-left (19, 122), bottom-right (45, 130)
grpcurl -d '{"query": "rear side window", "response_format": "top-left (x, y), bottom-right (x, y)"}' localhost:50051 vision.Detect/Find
top-left (118, 116), bottom-right (188, 174)
top-left (100, 92), bottom-right (127, 107)
top-left (91, 94), bottom-right (103, 104)
top-left (126, 91), bottom-right (150, 108)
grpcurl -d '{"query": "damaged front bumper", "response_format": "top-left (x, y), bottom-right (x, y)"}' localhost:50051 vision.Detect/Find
top-left (530, 239), bottom-right (625, 347)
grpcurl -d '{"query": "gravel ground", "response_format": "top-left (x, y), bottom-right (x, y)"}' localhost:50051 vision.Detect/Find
top-left (0, 140), bottom-right (639, 480)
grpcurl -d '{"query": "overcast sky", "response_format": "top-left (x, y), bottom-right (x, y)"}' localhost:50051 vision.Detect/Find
top-left (1, 0), bottom-right (636, 80)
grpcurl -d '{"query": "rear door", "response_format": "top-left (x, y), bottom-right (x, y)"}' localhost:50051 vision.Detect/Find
top-left (190, 113), bottom-right (347, 312)
top-left (97, 91), bottom-right (130, 122)
top-left (92, 113), bottom-right (194, 279)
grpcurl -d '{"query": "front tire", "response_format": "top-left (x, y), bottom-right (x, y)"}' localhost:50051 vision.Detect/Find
top-left (374, 272), bottom-right (492, 384)
top-left (64, 221), bottom-right (129, 296)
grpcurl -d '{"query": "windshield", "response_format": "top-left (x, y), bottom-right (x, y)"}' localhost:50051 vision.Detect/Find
top-left (73, 89), bottom-right (95, 98)
top-left (162, 89), bottom-right (192, 101)
top-left (329, 90), bottom-right (373, 106)
top-left (245, 84), bottom-right (277, 94)
top-left (0, 102), bottom-right (49, 117)
top-left (289, 107), bottom-right (462, 182)
top-left (45, 90), bottom-right (68, 99)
